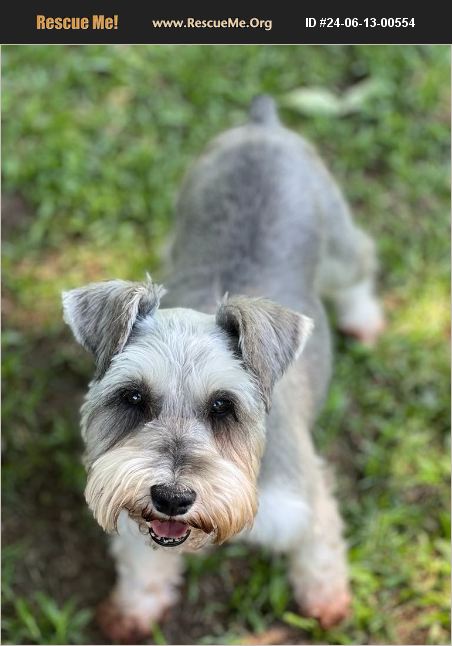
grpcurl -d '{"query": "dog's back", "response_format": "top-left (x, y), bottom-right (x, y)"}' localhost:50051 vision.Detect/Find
top-left (165, 96), bottom-right (337, 412)
top-left (165, 95), bottom-right (383, 415)
top-left (166, 96), bottom-right (332, 312)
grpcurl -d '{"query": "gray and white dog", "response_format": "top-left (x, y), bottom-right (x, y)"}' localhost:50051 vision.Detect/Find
top-left (62, 96), bottom-right (384, 642)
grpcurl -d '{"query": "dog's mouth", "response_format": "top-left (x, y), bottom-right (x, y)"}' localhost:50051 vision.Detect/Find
top-left (148, 519), bottom-right (191, 547)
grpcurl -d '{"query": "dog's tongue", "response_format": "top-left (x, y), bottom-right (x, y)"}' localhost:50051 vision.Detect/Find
top-left (150, 519), bottom-right (189, 538)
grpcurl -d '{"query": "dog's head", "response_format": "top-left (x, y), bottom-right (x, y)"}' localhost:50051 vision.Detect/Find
top-left (62, 276), bottom-right (313, 550)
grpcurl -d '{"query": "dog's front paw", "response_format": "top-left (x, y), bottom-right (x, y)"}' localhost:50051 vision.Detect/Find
top-left (96, 600), bottom-right (149, 644)
top-left (96, 593), bottom-right (171, 644)
top-left (297, 584), bottom-right (351, 629)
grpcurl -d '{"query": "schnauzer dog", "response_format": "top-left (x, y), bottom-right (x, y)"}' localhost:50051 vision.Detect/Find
top-left (62, 96), bottom-right (384, 642)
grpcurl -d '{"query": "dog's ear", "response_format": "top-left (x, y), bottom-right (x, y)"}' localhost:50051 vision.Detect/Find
top-left (62, 276), bottom-right (165, 378)
top-left (216, 296), bottom-right (313, 411)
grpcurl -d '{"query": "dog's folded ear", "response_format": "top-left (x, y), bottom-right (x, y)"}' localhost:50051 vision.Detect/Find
top-left (216, 296), bottom-right (313, 411)
top-left (62, 276), bottom-right (165, 378)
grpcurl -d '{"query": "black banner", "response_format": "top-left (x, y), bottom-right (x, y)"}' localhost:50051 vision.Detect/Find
top-left (1, 1), bottom-right (451, 44)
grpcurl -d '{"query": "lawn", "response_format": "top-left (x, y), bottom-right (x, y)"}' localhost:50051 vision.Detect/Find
top-left (2, 45), bottom-right (450, 645)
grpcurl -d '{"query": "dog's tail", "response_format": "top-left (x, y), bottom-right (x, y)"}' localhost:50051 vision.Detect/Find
top-left (248, 95), bottom-right (280, 126)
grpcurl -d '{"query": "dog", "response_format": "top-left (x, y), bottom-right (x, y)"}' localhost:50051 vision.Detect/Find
top-left (62, 96), bottom-right (384, 643)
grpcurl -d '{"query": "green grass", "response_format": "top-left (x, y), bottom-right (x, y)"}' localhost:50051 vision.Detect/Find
top-left (2, 45), bottom-right (450, 645)
top-left (1, 593), bottom-right (92, 645)
top-left (2, 544), bottom-right (92, 644)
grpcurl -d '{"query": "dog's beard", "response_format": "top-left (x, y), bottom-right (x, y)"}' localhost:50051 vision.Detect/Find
top-left (84, 442), bottom-right (259, 548)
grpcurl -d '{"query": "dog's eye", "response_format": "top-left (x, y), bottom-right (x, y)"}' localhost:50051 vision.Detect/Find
top-left (210, 398), bottom-right (234, 417)
top-left (124, 390), bottom-right (143, 406)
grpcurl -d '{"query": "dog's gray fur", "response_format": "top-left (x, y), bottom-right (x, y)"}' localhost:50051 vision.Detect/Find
top-left (63, 96), bottom-right (383, 640)
top-left (62, 277), bottom-right (164, 378)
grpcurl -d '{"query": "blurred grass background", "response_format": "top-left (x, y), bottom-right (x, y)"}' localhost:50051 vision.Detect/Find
top-left (2, 45), bottom-right (450, 645)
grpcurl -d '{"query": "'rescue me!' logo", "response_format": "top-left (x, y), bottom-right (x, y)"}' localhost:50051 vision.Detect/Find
top-left (36, 15), bottom-right (119, 30)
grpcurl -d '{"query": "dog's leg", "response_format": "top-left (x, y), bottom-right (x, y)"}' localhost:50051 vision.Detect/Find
top-left (288, 458), bottom-right (351, 629)
top-left (97, 513), bottom-right (183, 643)
top-left (317, 178), bottom-right (385, 345)
top-left (254, 390), bottom-right (351, 629)
top-left (332, 274), bottom-right (385, 346)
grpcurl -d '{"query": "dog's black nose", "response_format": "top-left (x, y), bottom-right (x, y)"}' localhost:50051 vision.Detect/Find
top-left (150, 484), bottom-right (196, 516)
